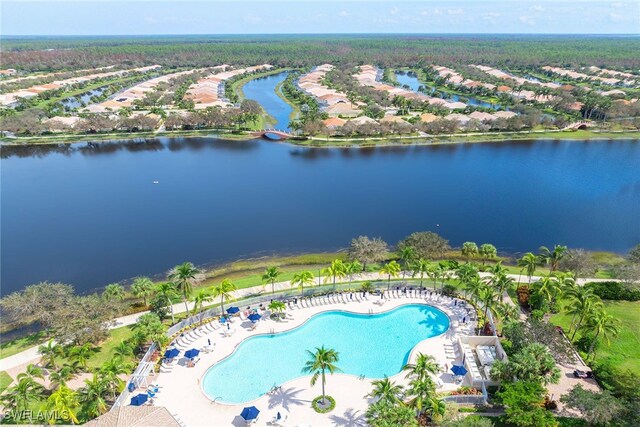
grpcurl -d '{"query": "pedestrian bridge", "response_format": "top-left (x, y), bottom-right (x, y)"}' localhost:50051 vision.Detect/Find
top-left (252, 129), bottom-right (293, 140)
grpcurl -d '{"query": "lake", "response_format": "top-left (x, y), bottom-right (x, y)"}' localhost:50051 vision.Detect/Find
top-left (241, 71), bottom-right (293, 131)
top-left (1, 138), bottom-right (639, 295)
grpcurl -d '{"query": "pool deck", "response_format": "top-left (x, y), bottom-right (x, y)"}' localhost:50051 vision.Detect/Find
top-left (150, 292), bottom-right (476, 426)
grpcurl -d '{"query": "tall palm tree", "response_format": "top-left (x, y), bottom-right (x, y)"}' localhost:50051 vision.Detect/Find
top-left (49, 364), bottom-right (79, 390)
top-left (112, 340), bottom-right (134, 359)
top-left (102, 283), bottom-right (125, 302)
top-left (564, 287), bottom-right (600, 337)
top-left (323, 260), bottom-right (347, 291)
top-left (461, 242), bottom-right (479, 263)
top-left (489, 262), bottom-right (508, 278)
top-left (291, 270), bottom-right (315, 297)
top-left (100, 356), bottom-right (129, 399)
top-left (211, 279), bottom-right (237, 314)
top-left (464, 276), bottom-right (484, 305)
top-left (2, 376), bottom-right (45, 412)
top-left (301, 346), bottom-right (342, 405)
top-left (156, 281), bottom-right (179, 323)
top-left (18, 364), bottom-right (44, 382)
top-left (38, 339), bottom-right (63, 369)
top-left (483, 271), bottom-right (513, 302)
top-left (398, 247), bottom-right (416, 278)
top-left (44, 385), bottom-right (80, 425)
top-left (538, 245), bottom-right (567, 272)
top-left (379, 260), bottom-right (401, 291)
top-left (569, 296), bottom-right (604, 341)
top-left (407, 377), bottom-right (436, 416)
top-left (403, 353), bottom-right (439, 383)
top-left (80, 373), bottom-right (108, 417)
top-left (262, 266), bottom-right (282, 294)
top-left (169, 261), bottom-right (200, 315)
top-left (479, 243), bottom-right (497, 266)
top-left (583, 310), bottom-right (620, 357)
top-left (411, 258), bottom-right (430, 287)
top-left (131, 276), bottom-right (154, 306)
top-left (367, 377), bottom-right (403, 404)
top-left (192, 289), bottom-right (212, 321)
top-left (478, 284), bottom-right (499, 326)
top-left (517, 252), bottom-right (542, 284)
top-left (427, 397), bottom-right (447, 423)
top-left (456, 263), bottom-right (479, 286)
top-left (344, 261), bottom-right (362, 285)
top-left (494, 302), bottom-right (520, 325)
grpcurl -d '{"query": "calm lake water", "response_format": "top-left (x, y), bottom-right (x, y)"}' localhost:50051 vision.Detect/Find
top-left (1, 138), bottom-right (639, 294)
top-left (242, 72), bottom-right (292, 131)
top-left (395, 71), bottom-right (499, 110)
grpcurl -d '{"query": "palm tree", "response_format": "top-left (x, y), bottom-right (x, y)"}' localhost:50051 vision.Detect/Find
top-left (80, 373), bottom-right (108, 417)
top-left (322, 260), bottom-right (347, 291)
top-left (426, 397), bottom-right (447, 423)
top-left (211, 279), bottom-right (237, 314)
top-left (411, 258), bottom-right (430, 287)
top-left (49, 364), bottom-right (79, 390)
top-left (478, 284), bottom-right (499, 326)
top-left (18, 364), bottom-right (44, 382)
top-left (483, 270), bottom-right (513, 302)
top-left (102, 283), bottom-right (125, 302)
top-left (367, 377), bottom-right (403, 403)
top-left (564, 287), bottom-right (600, 338)
top-left (461, 242), bottom-right (479, 263)
top-left (407, 377), bottom-right (436, 415)
top-left (268, 300), bottom-right (287, 320)
top-left (100, 356), bottom-right (129, 399)
top-left (131, 276), bottom-right (154, 306)
top-left (291, 270), bottom-right (315, 297)
top-left (538, 245), bottom-right (567, 272)
top-left (3, 376), bottom-right (45, 412)
top-left (494, 302), bottom-right (520, 325)
top-left (456, 263), bottom-right (478, 286)
top-left (398, 247), bottom-right (416, 278)
top-left (301, 346), bottom-right (342, 405)
top-left (38, 339), bottom-right (63, 369)
top-left (344, 261), bottom-right (362, 285)
top-left (583, 310), bottom-right (620, 357)
top-left (192, 289), bottom-right (212, 321)
top-left (379, 260), bottom-right (401, 291)
top-left (517, 252), bottom-right (542, 283)
top-left (532, 276), bottom-right (562, 308)
top-left (403, 353), bottom-right (439, 382)
top-left (112, 340), bottom-right (134, 359)
top-left (155, 281), bottom-right (179, 323)
top-left (169, 261), bottom-right (200, 315)
top-left (44, 385), bottom-right (80, 425)
top-left (68, 343), bottom-right (94, 369)
top-left (489, 262), bottom-right (508, 277)
top-left (479, 243), bottom-right (497, 266)
top-left (464, 276), bottom-right (484, 305)
top-left (262, 266), bottom-right (282, 294)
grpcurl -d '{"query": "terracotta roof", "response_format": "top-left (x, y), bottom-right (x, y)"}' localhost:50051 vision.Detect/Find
top-left (420, 113), bottom-right (438, 123)
top-left (322, 117), bottom-right (346, 128)
top-left (497, 86), bottom-right (511, 92)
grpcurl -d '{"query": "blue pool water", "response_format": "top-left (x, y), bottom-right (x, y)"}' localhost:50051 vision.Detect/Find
top-left (201, 304), bottom-right (449, 403)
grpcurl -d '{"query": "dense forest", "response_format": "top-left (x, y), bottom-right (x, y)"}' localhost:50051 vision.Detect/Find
top-left (2, 35), bottom-right (639, 72)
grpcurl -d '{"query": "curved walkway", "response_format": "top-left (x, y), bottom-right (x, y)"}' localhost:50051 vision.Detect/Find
top-left (152, 293), bottom-right (474, 426)
top-left (0, 272), bottom-right (615, 371)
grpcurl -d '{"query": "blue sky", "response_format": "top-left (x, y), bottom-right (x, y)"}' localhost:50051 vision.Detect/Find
top-left (2, 0), bottom-right (639, 35)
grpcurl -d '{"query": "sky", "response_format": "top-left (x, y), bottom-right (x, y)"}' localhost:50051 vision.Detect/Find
top-left (1, 0), bottom-right (639, 36)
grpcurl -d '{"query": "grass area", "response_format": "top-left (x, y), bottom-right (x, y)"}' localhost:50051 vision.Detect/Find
top-left (274, 79), bottom-right (300, 122)
top-left (0, 331), bottom-right (47, 359)
top-left (0, 371), bottom-right (13, 394)
top-left (550, 300), bottom-right (640, 375)
top-left (230, 67), bottom-right (293, 101)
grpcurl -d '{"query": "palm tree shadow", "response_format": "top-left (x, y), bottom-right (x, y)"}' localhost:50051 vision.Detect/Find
top-left (267, 386), bottom-right (308, 411)
top-left (329, 408), bottom-right (367, 426)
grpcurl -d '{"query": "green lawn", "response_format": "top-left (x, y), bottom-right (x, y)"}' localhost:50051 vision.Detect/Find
top-left (0, 331), bottom-right (47, 359)
top-left (550, 300), bottom-right (640, 374)
top-left (0, 371), bottom-right (13, 394)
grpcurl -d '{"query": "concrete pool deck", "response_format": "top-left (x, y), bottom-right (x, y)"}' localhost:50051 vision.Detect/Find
top-left (150, 293), bottom-right (476, 426)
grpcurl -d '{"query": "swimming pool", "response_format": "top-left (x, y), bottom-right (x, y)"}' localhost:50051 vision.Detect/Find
top-left (201, 304), bottom-right (449, 403)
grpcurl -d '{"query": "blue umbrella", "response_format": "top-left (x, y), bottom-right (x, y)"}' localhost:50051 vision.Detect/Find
top-left (240, 406), bottom-right (260, 421)
top-left (227, 306), bottom-right (240, 314)
top-left (219, 317), bottom-right (227, 324)
top-left (130, 393), bottom-right (148, 406)
top-left (248, 313), bottom-right (261, 322)
top-left (184, 348), bottom-right (200, 359)
top-left (451, 364), bottom-right (468, 376)
top-left (164, 348), bottom-right (180, 359)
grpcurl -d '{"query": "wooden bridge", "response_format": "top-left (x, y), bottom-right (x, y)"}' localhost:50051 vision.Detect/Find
top-left (252, 129), bottom-right (294, 140)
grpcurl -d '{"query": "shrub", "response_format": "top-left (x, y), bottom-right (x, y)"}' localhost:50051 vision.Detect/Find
top-left (584, 281), bottom-right (640, 301)
top-left (442, 284), bottom-right (457, 296)
top-left (516, 285), bottom-right (530, 306)
top-left (312, 395), bottom-right (336, 413)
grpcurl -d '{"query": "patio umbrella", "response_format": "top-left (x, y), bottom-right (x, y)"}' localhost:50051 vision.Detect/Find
top-left (451, 364), bottom-right (468, 376)
top-left (184, 348), bottom-right (200, 359)
top-left (240, 406), bottom-right (260, 421)
top-left (164, 348), bottom-right (180, 359)
top-left (219, 317), bottom-right (227, 324)
top-left (227, 306), bottom-right (240, 314)
top-left (248, 313), bottom-right (262, 322)
top-left (130, 393), bottom-right (148, 406)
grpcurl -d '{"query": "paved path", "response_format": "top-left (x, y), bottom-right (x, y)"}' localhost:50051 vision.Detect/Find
top-left (0, 271), bottom-right (618, 372)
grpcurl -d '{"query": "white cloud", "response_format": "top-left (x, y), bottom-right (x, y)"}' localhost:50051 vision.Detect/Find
top-left (481, 12), bottom-right (500, 23)
top-left (530, 5), bottom-right (545, 12)
top-left (519, 15), bottom-right (535, 25)
top-left (389, 8), bottom-right (399, 16)
top-left (244, 15), bottom-right (262, 24)
top-left (447, 8), bottom-right (464, 15)
top-left (433, 8), bottom-right (443, 16)
top-left (338, 10), bottom-right (348, 17)
top-left (610, 2), bottom-right (625, 7)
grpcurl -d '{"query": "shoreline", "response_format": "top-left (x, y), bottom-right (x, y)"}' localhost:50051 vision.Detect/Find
top-left (1, 129), bottom-right (638, 148)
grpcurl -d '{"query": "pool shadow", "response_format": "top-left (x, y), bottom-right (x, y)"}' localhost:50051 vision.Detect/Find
top-left (329, 408), bottom-right (367, 427)
top-left (267, 386), bottom-right (308, 411)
